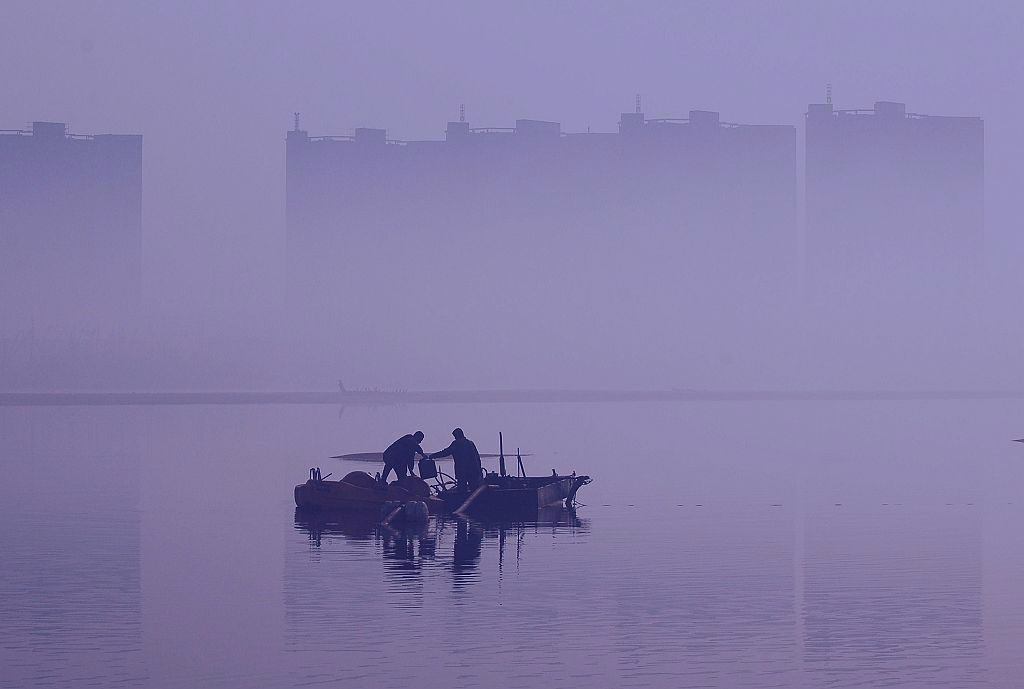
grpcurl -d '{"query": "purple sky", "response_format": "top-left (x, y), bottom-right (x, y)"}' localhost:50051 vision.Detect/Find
top-left (2, 1), bottom-right (1021, 335)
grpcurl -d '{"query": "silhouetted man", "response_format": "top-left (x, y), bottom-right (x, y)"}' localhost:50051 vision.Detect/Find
top-left (429, 428), bottom-right (482, 492)
top-left (382, 431), bottom-right (427, 483)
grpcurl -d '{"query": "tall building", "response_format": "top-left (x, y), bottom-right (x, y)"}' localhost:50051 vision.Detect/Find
top-left (803, 101), bottom-right (984, 385)
top-left (805, 100), bottom-right (983, 296)
top-left (0, 121), bottom-right (143, 335)
top-left (285, 108), bottom-right (797, 386)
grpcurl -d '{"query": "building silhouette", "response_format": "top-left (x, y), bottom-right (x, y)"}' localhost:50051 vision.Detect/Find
top-left (805, 100), bottom-right (983, 296)
top-left (0, 121), bottom-right (143, 336)
top-left (802, 100), bottom-right (984, 384)
top-left (285, 107), bottom-right (797, 384)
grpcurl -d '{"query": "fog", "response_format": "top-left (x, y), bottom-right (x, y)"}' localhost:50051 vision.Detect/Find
top-left (2, 1), bottom-right (1022, 391)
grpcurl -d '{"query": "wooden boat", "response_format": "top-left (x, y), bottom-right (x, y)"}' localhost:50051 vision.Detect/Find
top-left (297, 434), bottom-right (591, 518)
top-left (294, 469), bottom-right (446, 513)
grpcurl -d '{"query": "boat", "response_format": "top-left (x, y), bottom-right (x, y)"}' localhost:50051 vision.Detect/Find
top-left (294, 468), bottom-right (447, 513)
top-left (295, 457), bottom-right (590, 519)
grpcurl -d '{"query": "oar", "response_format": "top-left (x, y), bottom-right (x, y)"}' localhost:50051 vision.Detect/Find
top-left (454, 484), bottom-right (489, 515)
top-left (381, 504), bottom-right (405, 526)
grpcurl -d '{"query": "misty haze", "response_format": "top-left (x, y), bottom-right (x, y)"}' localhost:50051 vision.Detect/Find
top-left (2, 3), bottom-right (1024, 688)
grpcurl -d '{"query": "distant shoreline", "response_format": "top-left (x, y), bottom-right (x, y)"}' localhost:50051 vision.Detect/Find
top-left (2, 389), bottom-right (1023, 407)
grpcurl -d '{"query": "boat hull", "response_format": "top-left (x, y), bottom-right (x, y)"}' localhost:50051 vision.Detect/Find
top-left (439, 475), bottom-right (588, 516)
top-left (294, 470), bottom-right (590, 518)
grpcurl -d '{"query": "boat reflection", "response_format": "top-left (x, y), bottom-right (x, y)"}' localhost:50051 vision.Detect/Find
top-left (292, 506), bottom-right (589, 586)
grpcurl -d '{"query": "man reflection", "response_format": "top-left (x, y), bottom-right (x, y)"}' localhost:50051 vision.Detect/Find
top-left (382, 528), bottom-right (432, 580)
top-left (452, 519), bottom-right (484, 582)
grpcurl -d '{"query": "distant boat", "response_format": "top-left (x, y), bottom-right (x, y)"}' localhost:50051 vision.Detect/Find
top-left (1014, 439), bottom-right (1024, 443)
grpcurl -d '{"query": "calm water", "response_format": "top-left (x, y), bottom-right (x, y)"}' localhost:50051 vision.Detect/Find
top-left (2, 399), bottom-right (1023, 688)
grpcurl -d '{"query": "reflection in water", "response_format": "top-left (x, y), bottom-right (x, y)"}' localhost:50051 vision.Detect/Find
top-left (287, 504), bottom-right (988, 689)
top-left (452, 520), bottom-right (482, 583)
top-left (0, 408), bottom-right (143, 689)
top-left (3, 402), bottom-right (1017, 689)
top-left (0, 509), bottom-right (144, 689)
top-left (285, 505), bottom-right (591, 685)
top-left (802, 506), bottom-right (984, 688)
top-left (293, 506), bottom-right (588, 589)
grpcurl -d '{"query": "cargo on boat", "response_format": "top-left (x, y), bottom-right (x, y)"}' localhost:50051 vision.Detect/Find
top-left (294, 468), bottom-right (446, 513)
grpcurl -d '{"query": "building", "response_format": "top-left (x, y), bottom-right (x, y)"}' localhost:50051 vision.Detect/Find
top-left (802, 100), bottom-right (984, 385)
top-left (0, 121), bottom-right (143, 335)
top-left (285, 107), bottom-right (797, 386)
top-left (805, 100), bottom-right (984, 297)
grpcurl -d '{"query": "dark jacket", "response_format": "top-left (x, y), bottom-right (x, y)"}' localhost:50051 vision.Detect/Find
top-left (383, 434), bottom-right (425, 468)
top-left (432, 437), bottom-right (482, 477)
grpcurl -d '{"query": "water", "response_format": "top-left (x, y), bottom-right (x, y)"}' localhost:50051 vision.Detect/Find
top-left (2, 399), bottom-right (1023, 688)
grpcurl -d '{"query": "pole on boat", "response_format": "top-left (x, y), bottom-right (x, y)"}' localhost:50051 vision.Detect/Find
top-left (498, 432), bottom-right (506, 477)
top-left (517, 448), bottom-right (525, 477)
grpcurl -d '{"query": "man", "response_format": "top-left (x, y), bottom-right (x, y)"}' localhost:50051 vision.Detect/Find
top-left (429, 428), bottom-right (482, 492)
top-left (382, 431), bottom-right (427, 483)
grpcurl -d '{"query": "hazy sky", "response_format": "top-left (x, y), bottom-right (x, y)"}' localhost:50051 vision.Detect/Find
top-left (3, 1), bottom-right (1021, 333)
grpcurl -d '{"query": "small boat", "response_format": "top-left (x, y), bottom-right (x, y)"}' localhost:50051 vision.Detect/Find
top-left (294, 468), bottom-right (589, 517)
top-left (294, 468), bottom-right (446, 513)
top-left (437, 472), bottom-right (592, 516)
top-left (296, 435), bottom-right (591, 518)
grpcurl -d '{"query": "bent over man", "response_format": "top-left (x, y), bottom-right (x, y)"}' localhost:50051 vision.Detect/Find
top-left (382, 431), bottom-right (427, 482)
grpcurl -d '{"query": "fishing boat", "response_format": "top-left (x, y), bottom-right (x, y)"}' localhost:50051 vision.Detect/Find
top-left (295, 435), bottom-right (591, 518)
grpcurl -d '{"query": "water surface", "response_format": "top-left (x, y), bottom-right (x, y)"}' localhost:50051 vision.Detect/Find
top-left (2, 400), bottom-right (1023, 688)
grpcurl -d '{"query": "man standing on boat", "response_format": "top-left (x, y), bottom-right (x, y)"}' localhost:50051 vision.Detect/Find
top-left (381, 431), bottom-right (428, 483)
top-left (429, 428), bottom-right (482, 492)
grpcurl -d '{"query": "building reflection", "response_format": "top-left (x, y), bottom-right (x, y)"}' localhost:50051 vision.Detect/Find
top-left (0, 408), bottom-right (143, 687)
top-left (799, 505), bottom-right (984, 688)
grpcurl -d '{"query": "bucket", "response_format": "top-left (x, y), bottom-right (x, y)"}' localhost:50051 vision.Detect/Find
top-left (418, 458), bottom-right (438, 479)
